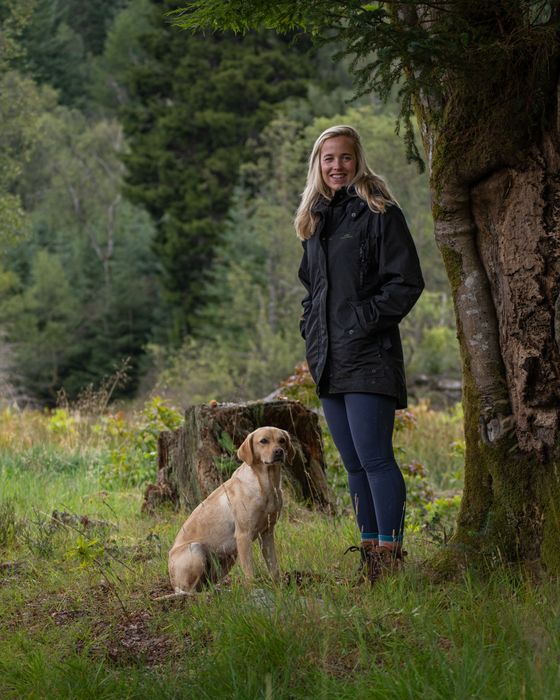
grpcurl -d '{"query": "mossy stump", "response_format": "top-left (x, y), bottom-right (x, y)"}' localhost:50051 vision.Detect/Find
top-left (142, 399), bottom-right (333, 514)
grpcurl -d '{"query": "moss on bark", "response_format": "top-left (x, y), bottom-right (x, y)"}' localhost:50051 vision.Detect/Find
top-left (431, 234), bottom-right (560, 574)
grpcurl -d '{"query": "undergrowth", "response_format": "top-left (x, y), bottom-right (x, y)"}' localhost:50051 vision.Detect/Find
top-left (0, 396), bottom-right (554, 699)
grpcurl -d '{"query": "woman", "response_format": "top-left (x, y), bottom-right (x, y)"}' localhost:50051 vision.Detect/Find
top-left (296, 125), bottom-right (424, 583)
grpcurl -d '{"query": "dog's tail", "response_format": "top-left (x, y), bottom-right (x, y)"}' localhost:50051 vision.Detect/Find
top-left (153, 590), bottom-right (194, 602)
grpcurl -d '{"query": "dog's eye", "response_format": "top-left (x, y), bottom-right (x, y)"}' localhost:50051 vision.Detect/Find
top-left (259, 438), bottom-right (269, 444)
top-left (279, 437), bottom-right (286, 443)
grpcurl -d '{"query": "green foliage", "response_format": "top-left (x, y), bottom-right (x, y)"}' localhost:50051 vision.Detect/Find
top-left (89, 0), bottom-right (154, 113)
top-left (413, 325), bottom-right (461, 376)
top-left (278, 362), bottom-right (320, 410)
top-left (397, 401), bottom-right (465, 491)
top-left (14, 249), bottom-right (77, 397)
top-left (60, 0), bottom-right (127, 56)
top-left (120, 1), bottom-right (316, 337)
top-left (400, 458), bottom-right (433, 509)
top-left (402, 291), bottom-right (461, 377)
top-left (153, 110), bottom-right (306, 402)
top-left (19, 508), bottom-right (57, 558)
top-left (170, 1), bottom-right (328, 34)
top-left (0, 71), bottom-right (53, 246)
top-left (0, 499), bottom-right (18, 549)
top-left (176, 1), bottom-right (560, 171)
top-left (214, 456), bottom-right (239, 477)
top-left (1, 98), bottom-right (160, 402)
top-left (3, 562), bottom-right (560, 698)
top-left (2, 0), bottom-right (463, 408)
top-left (15, 0), bottom-right (126, 107)
top-left (217, 430), bottom-right (236, 454)
top-left (421, 494), bottom-right (463, 545)
top-left (157, 327), bottom-right (304, 405)
top-left (66, 535), bottom-right (105, 569)
top-left (172, 0), bottom-right (426, 163)
top-left (16, 0), bottom-right (89, 106)
top-left (214, 431), bottom-right (238, 476)
top-left (46, 407), bottom-right (78, 437)
top-left (1, 445), bottom-right (93, 475)
top-left (97, 396), bottom-right (182, 487)
top-left (394, 406), bottom-right (463, 542)
top-left (0, 0), bottom-right (34, 71)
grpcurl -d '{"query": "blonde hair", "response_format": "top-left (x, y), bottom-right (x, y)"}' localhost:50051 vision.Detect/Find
top-left (294, 125), bottom-right (397, 240)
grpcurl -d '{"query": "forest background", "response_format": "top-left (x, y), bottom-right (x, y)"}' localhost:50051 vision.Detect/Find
top-left (7, 4), bottom-right (560, 697)
top-left (0, 0), bottom-right (460, 408)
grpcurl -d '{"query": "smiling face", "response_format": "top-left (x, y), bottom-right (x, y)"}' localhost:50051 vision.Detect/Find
top-left (320, 135), bottom-right (357, 194)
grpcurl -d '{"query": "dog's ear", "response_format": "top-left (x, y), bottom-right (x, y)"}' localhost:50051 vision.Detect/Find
top-left (237, 433), bottom-right (254, 466)
top-left (283, 430), bottom-right (296, 464)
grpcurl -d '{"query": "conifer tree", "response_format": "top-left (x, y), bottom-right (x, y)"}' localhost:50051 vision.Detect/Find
top-left (120, 0), bottom-right (314, 339)
top-left (16, 0), bottom-right (125, 107)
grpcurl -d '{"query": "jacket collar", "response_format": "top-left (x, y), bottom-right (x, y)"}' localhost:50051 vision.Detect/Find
top-left (311, 185), bottom-right (367, 220)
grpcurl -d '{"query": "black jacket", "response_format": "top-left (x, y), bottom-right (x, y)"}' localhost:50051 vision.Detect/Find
top-left (298, 188), bottom-right (424, 408)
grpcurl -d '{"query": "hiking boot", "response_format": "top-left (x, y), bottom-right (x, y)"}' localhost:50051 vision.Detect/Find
top-left (344, 543), bottom-right (407, 585)
top-left (364, 545), bottom-right (407, 584)
top-left (344, 544), bottom-right (368, 582)
top-left (344, 541), bottom-right (378, 584)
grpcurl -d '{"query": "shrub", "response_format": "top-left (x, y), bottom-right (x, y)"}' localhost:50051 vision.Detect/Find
top-left (96, 396), bottom-right (182, 488)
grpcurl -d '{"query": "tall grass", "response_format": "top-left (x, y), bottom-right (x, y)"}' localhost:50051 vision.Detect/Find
top-left (1, 400), bottom-right (557, 699)
top-left (395, 401), bottom-right (464, 491)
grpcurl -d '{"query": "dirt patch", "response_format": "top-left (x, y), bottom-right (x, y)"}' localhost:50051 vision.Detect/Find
top-left (320, 647), bottom-right (361, 678)
top-left (50, 609), bottom-right (87, 626)
top-left (83, 610), bottom-right (184, 667)
top-left (2, 579), bottom-right (187, 668)
top-left (149, 576), bottom-right (174, 599)
top-left (109, 611), bottom-right (174, 666)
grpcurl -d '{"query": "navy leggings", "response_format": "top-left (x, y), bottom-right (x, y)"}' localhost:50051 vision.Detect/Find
top-left (321, 393), bottom-right (406, 545)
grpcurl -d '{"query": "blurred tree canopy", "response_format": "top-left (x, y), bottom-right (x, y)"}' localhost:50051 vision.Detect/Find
top-left (1, 0), bottom-right (459, 407)
top-left (119, 0), bottom-right (316, 340)
top-left (14, 0), bottom-right (126, 107)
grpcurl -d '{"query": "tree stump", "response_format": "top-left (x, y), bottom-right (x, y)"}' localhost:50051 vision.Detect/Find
top-left (142, 399), bottom-right (333, 514)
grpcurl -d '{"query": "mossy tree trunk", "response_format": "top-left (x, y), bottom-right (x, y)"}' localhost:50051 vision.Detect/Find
top-left (418, 70), bottom-right (560, 569)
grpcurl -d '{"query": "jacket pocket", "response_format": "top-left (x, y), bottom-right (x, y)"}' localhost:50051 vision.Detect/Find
top-left (347, 299), bottom-right (375, 333)
top-left (381, 333), bottom-right (392, 350)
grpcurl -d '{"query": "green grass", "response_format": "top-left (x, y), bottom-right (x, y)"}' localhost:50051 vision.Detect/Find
top-left (395, 402), bottom-right (464, 491)
top-left (0, 403), bottom-right (557, 699)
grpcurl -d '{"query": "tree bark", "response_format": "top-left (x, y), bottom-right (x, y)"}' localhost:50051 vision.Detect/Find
top-left (142, 399), bottom-right (334, 514)
top-left (424, 73), bottom-right (560, 569)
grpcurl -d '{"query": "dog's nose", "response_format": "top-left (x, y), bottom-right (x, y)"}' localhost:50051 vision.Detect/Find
top-left (272, 447), bottom-right (285, 462)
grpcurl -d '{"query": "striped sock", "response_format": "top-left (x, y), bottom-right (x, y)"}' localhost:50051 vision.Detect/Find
top-left (360, 532), bottom-right (379, 543)
top-left (379, 533), bottom-right (403, 546)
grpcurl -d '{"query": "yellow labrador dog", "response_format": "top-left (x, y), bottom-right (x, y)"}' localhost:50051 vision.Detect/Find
top-left (168, 426), bottom-right (294, 593)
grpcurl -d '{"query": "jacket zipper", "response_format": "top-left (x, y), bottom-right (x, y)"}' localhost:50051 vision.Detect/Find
top-left (358, 229), bottom-right (370, 289)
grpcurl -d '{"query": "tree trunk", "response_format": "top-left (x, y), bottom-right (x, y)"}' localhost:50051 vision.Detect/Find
top-left (142, 399), bottom-right (334, 514)
top-left (425, 80), bottom-right (560, 570)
